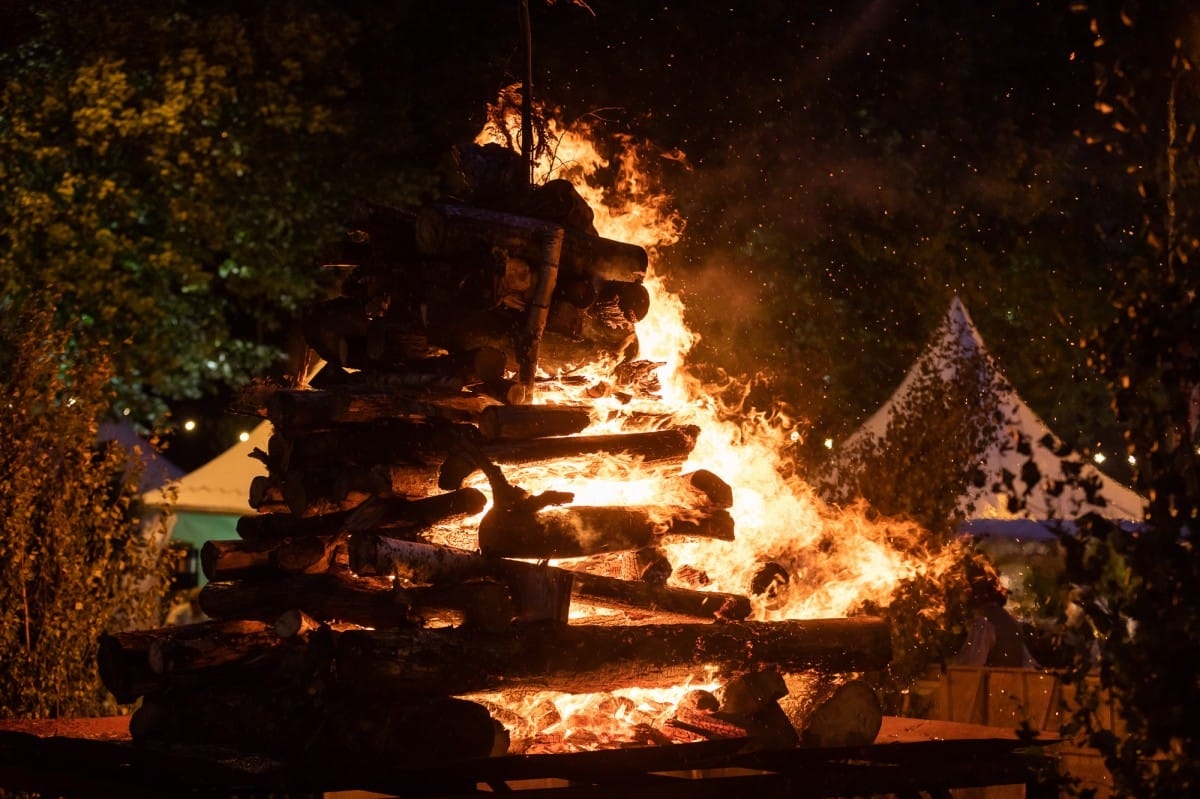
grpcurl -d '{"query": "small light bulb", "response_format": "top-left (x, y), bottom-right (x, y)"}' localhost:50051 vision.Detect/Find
top-left (183, 419), bottom-right (196, 432)
top-left (238, 431), bottom-right (250, 443)
top-left (824, 438), bottom-right (834, 450)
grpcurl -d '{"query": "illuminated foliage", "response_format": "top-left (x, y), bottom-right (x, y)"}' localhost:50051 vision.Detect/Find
top-left (1056, 3), bottom-right (1200, 797)
top-left (0, 294), bottom-right (169, 718)
top-left (0, 2), bottom-right (365, 426)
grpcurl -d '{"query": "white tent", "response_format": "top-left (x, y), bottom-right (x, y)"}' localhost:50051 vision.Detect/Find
top-left (142, 420), bottom-right (271, 551)
top-left (827, 297), bottom-right (1145, 523)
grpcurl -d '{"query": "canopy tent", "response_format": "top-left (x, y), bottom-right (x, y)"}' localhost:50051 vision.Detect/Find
top-left (824, 297), bottom-right (1145, 523)
top-left (142, 420), bottom-right (271, 552)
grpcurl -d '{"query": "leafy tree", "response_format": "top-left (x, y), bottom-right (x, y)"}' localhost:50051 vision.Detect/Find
top-left (814, 305), bottom-right (1004, 537)
top-left (0, 1), bottom-right (371, 427)
top-left (0, 293), bottom-right (170, 718)
top-left (1055, 3), bottom-right (1200, 796)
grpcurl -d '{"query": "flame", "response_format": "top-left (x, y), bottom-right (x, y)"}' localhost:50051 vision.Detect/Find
top-left (458, 92), bottom-right (964, 748)
top-left (472, 98), bottom-right (952, 621)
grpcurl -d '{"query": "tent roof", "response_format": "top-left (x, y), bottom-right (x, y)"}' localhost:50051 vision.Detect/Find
top-left (143, 421), bottom-right (270, 515)
top-left (834, 297), bottom-right (1145, 522)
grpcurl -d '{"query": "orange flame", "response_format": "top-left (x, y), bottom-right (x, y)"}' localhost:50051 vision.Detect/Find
top-left (457, 95), bottom-right (962, 748)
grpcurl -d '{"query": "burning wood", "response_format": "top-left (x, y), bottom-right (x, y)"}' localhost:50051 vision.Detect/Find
top-left (334, 617), bottom-right (890, 698)
top-left (101, 164), bottom-right (899, 764)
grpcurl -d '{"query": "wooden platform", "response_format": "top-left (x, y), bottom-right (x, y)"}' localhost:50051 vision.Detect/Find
top-left (0, 715), bottom-right (1060, 798)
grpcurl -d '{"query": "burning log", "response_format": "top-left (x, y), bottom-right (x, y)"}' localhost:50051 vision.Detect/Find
top-left (200, 537), bottom-right (337, 582)
top-left (335, 616), bottom-right (892, 698)
top-left (348, 536), bottom-right (573, 624)
top-left (477, 403), bottom-right (593, 441)
top-left (565, 569), bottom-right (751, 621)
top-left (780, 676), bottom-right (884, 748)
top-left (237, 487), bottom-right (487, 543)
top-left (439, 426), bottom-right (700, 488)
top-left (414, 202), bottom-right (649, 285)
top-left (263, 387), bottom-right (497, 431)
top-left (477, 504), bottom-right (735, 559)
top-left (281, 464), bottom-right (444, 517)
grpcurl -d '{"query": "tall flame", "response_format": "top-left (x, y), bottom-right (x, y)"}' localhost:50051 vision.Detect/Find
top-left (475, 103), bottom-right (947, 622)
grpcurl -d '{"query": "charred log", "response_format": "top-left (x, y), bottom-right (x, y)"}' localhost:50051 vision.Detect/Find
top-left (477, 504), bottom-right (734, 559)
top-left (439, 426), bottom-right (699, 488)
top-left (238, 488), bottom-right (486, 543)
top-left (348, 536), bottom-right (573, 624)
top-left (478, 403), bottom-right (593, 441)
top-left (198, 573), bottom-right (412, 629)
top-left (131, 684), bottom-right (503, 763)
top-left (565, 569), bottom-right (750, 621)
top-left (335, 617), bottom-right (891, 698)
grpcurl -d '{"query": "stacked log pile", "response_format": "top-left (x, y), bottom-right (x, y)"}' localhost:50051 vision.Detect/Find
top-left (100, 158), bottom-right (887, 762)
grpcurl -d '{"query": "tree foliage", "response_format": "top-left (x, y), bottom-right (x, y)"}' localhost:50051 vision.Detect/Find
top-left (0, 294), bottom-right (169, 718)
top-left (0, 1), bottom-right (371, 426)
top-left (1055, 3), bottom-right (1200, 796)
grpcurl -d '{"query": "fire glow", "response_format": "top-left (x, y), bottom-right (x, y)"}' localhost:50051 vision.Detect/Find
top-left (466, 103), bottom-right (935, 621)
top-left (439, 101), bottom-right (954, 752)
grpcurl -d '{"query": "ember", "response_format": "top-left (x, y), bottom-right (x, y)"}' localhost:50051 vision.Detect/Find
top-left (97, 97), bottom-right (957, 764)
